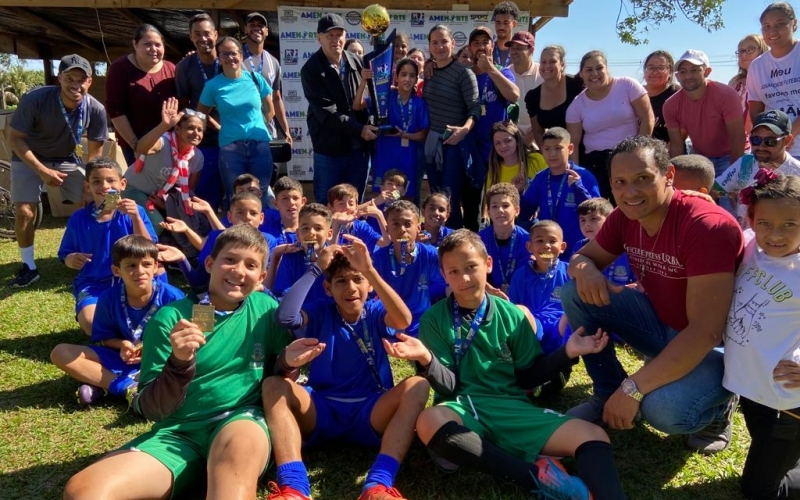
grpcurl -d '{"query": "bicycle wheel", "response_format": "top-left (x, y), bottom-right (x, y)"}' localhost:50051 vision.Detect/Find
top-left (0, 160), bottom-right (43, 240)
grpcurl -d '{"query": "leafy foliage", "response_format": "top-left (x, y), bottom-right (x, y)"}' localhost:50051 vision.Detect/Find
top-left (617, 0), bottom-right (726, 45)
top-left (0, 55), bottom-right (45, 110)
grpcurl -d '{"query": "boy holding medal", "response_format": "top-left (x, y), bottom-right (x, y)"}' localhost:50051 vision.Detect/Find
top-left (263, 234), bottom-right (429, 500)
top-left (478, 182), bottom-right (530, 296)
top-left (50, 235), bottom-right (184, 405)
top-left (64, 224), bottom-right (293, 500)
top-left (372, 201), bottom-right (447, 337)
top-left (58, 156), bottom-right (158, 335)
top-left (328, 183), bottom-right (388, 251)
top-left (385, 230), bottom-right (628, 500)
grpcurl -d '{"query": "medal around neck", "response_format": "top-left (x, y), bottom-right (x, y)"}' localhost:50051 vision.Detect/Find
top-left (304, 240), bottom-right (317, 263)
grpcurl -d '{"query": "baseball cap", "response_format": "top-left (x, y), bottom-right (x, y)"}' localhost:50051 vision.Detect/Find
top-left (675, 49), bottom-right (710, 68)
top-left (752, 109), bottom-right (791, 136)
top-left (317, 13), bottom-right (346, 33)
top-left (505, 31), bottom-right (535, 49)
top-left (58, 54), bottom-right (92, 76)
top-left (245, 12), bottom-right (267, 26)
top-left (469, 26), bottom-right (494, 44)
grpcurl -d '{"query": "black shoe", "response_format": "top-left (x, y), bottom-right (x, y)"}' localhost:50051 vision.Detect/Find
top-left (9, 264), bottom-right (40, 288)
top-left (687, 395), bottom-right (739, 454)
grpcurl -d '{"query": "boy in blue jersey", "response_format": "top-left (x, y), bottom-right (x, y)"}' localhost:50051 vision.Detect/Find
top-left (269, 203), bottom-right (332, 304)
top-left (51, 235), bottom-right (184, 406)
top-left (263, 176), bottom-right (306, 245)
top-left (372, 200), bottom-right (447, 337)
top-left (58, 156), bottom-right (159, 335)
top-left (521, 127), bottom-right (600, 260)
top-left (263, 235), bottom-right (430, 500)
top-left (64, 224), bottom-right (293, 500)
top-left (361, 169), bottom-right (408, 236)
top-left (328, 183), bottom-right (388, 250)
top-left (478, 183), bottom-right (531, 295)
top-left (575, 198), bottom-right (635, 288)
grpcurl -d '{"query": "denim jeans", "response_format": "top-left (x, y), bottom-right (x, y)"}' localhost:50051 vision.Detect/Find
top-left (425, 144), bottom-right (473, 229)
top-left (195, 145), bottom-right (222, 212)
top-left (219, 140), bottom-right (273, 210)
top-left (561, 280), bottom-right (732, 434)
top-left (707, 155), bottom-right (731, 178)
top-left (312, 150), bottom-right (370, 204)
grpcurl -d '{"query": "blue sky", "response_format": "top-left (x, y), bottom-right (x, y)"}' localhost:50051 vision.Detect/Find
top-left (534, 0), bottom-right (769, 85)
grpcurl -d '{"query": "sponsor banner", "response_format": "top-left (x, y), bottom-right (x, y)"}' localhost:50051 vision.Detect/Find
top-left (278, 6), bottom-right (529, 180)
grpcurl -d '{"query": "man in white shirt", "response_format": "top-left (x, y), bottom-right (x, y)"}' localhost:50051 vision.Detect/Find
top-left (505, 31), bottom-right (542, 147)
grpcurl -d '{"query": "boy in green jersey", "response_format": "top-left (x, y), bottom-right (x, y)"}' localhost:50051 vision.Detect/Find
top-left (64, 224), bottom-right (293, 500)
top-left (386, 229), bottom-right (627, 500)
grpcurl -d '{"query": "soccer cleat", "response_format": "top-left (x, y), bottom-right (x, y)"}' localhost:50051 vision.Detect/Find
top-left (357, 485), bottom-right (407, 500)
top-left (266, 481), bottom-right (311, 500)
top-left (76, 384), bottom-right (106, 405)
top-left (687, 395), bottom-right (739, 454)
top-left (9, 264), bottom-right (40, 288)
top-left (531, 457), bottom-right (592, 500)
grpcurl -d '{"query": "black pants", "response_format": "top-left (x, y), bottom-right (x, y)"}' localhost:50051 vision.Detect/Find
top-left (580, 149), bottom-right (613, 201)
top-left (740, 397), bottom-right (800, 500)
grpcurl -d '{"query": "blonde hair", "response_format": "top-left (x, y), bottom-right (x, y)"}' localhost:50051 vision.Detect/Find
top-left (730, 34), bottom-right (767, 88)
top-left (487, 121), bottom-right (531, 187)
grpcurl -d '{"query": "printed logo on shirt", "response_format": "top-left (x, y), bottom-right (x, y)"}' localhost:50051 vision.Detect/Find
top-left (284, 49), bottom-right (298, 66)
top-left (251, 342), bottom-right (265, 369)
top-left (565, 192), bottom-right (576, 207)
top-left (624, 244), bottom-right (685, 278)
top-left (495, 342), bottom-right (513, 363)
top-left (550, 286), bottom-right (562, 302)
top-left (418, 274), bottom-right (428, 293)
top-left (410, 12), bottom-right (425, 27)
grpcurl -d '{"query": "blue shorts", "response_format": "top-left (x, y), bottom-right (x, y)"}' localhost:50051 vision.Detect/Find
top-left (304, 389), bottom-right (383, 448)
top-left (74, 283), bottom-right (108, 316)
top-left (88, 345), bottom-right (140, 377)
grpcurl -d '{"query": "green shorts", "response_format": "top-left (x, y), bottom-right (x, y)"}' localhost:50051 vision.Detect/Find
top-left (121, 405), bottom-right (270, 498)
top-left (440, 394), bottom-right (570, 462)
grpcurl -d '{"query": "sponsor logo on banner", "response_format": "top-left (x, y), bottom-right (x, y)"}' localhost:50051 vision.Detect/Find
top-left (289, 127), bottom-right (304, 142)
top-left (290, 164), bottom-right (307, 176)
top-left (281, 31), bottom-right (317, 40)
top-left (282, 71), bottom-right (301, 81)
top-left (453, 31), bottom-right (467, 47)
top-left (345, 11), bottom-right (361, 25)
top-left (300, 11), bottom-right (323, 20)
top-left (390, 13), bottom-right (407, 22)
top-left (302, 51), bottom-right (315, 61)
top-left (293, 147), bottom-right (314, 157)
top-left (287, 109), bottom-right (306, 118)
top-left (470, 14), bottom-right (489, 22)
top-left (284, 90), bottom-right (302, 104)
top-left (281, 9), bottom-right (298, 23)
top-left (411, 12), bottom-right (425, 26)
top-left (410, 33), bottom-right (427, 43)
top-left (284, 49), bottom-right (298, 65)
top-left (428, 14), bottom-right (469, 24)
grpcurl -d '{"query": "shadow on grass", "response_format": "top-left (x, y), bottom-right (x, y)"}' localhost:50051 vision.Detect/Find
top-left (668, 476), bottom-right (745, 500)
top-left (0, 377), bottom-right (81, 412)
top-left (0, 256), bottom-right (73, 298)
top-left (0, 452), bottom-right (103, 500)
top-left (0, 330), bottom-right (83, 364)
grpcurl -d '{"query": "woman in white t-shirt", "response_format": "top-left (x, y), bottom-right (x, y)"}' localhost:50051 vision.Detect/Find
top-left (724, 170), bottom-right (800, 500)
top-left (566, 50), bottom-right (654, 199)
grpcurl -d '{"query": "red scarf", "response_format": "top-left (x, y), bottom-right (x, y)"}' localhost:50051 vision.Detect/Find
top-left (142, 132), bottom-right (195, 215)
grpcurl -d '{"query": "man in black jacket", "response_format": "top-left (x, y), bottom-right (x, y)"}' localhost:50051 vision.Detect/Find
top-left (301, 13), bottom-right (377, 203)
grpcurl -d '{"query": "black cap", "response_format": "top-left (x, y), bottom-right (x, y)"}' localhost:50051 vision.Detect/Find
top-left (58, 54), bottom-right (92, 76)
top-left (245, 12), bottom-right (267, 26)
top-left (753, 109), bottom-right (792, 136)
top-left (317, 13), bottom-right (346, 33)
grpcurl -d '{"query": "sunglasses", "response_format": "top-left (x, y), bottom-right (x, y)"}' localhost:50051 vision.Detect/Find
top-left (750, 135), bottom-right (786, 147)
top-left (184, 108), bottom-right (207, 122)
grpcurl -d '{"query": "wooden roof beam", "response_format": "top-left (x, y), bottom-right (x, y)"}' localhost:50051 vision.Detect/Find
top-left (116, 8), bottom-right (183, 55)
top-left (1, 7), bottom-right (99, 52)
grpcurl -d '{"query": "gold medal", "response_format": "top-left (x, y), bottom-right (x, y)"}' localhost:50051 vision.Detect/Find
top-left (481, 104), bottom-right (486, 116)
top-left (104, 191), bottom-right (120, 208)
top-left (401, 138), bottom-right (409, 148)
top-left (192, 304), bottom-right (216, 333)
top-left (501, 283), bottom-right (509, 294)
top-left (75, 143), bottom-right (84, 158)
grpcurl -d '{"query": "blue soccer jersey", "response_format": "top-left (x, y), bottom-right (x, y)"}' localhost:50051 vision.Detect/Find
top-left (508, 259), bottom-right (570, 354)
top-left (371, 242), bottom-right (446, 336)
top-left (273, 250), bottom-right (329, 304)
top-left (479, 225), bottom-right (531, 290)
top-left (259, 208), bottom-right (298, 245)
top-left (335, 219), bottom-right (381, 251)
top-left (574, 237), bottom-right (635, 286)
top-left (301, 299), bottom-right (394, 399)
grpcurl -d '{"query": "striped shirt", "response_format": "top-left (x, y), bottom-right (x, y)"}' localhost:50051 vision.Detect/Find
top-left (422, 60), bottom-right (480, 133)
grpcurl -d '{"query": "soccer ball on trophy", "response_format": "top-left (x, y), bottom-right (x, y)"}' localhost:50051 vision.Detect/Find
top-left (361, 4), bottom-right (390, 38)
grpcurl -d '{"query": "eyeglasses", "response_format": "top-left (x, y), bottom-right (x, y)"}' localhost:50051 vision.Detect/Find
top-left (735, 46), bottom-right (760, 57)
top-left (750, 135), bottom-right (786, 147)
top-left (645, 65), bottom-right (669, 73)
top-left (220, 51), bottom-right (240, 59)
top-left (184, 108), bottom-right (207, 122)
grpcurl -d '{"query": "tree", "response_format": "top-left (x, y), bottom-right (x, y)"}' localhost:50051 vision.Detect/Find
top-left (616, 0), bottom-right (725, 45)
top-left (0, 54), bottom-right (45, 110)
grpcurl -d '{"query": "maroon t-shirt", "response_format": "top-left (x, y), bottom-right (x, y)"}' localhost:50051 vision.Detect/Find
top-left (105, 56), bottom-right (177, 150)
top-left (595, 190), bottom-right (743, 331)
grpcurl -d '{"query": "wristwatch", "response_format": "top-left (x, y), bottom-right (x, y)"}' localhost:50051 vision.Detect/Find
top-left (621, 378), bottom-right (644, 402)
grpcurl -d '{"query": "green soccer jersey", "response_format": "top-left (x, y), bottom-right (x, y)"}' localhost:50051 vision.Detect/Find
top-left (419, 294), bottom-right (541, 400)
top-left (139, 292), bottom-right (292, 427)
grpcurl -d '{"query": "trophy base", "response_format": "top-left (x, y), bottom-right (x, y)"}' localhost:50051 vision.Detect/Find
top-left (377, 124), bottom-right (400, 136)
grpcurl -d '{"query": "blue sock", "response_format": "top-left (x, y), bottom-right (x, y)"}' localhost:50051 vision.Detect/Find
top-left (277, 461), bottom-right (311, 497)
top-left (107, 373), bottom-right (136, 397)
top-left (363, 454), bottom-right (400, 490)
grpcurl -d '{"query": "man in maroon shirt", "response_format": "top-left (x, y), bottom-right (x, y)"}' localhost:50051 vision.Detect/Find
top-left (562, 135), bottom-right (744, 453)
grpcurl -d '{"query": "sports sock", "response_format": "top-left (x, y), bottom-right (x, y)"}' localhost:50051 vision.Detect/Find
top-left (19, 246), bottom-right (35, 270)
top-left (574, 440), bottom-right (627, 499)
top-left (363, 453), bottom-right (400, 490)
top-left (277, 461), bottom-right (311, 497)
top-left (107, 373), bottom-right (136, 397)
top-left (427, 421), bottom-right (537, 489)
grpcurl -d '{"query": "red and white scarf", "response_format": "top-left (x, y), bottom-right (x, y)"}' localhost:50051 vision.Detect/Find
top-left (140, 132), bottom-right (195, 215)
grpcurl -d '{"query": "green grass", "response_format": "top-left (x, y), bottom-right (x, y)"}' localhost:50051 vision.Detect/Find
top-left (0, 215), bottom-right (749, 499)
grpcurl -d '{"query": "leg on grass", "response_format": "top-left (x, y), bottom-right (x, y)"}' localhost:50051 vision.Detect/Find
top-left (15, 202), bottom-right (37, 249)
top-left (370, 376), bottom-right (430, 461)
top-left (77, 305), bottom-right (96, 336)
top-left (63, 450), bottom-right (173, 500)
top-left (415, 405), bottom-right (463, 445)
top-left (50, 345), bottom-right (116, 389)
top-left (206, 419), bottom-right (270, 500)
top-left (261, 376), bottom-right (317, 465)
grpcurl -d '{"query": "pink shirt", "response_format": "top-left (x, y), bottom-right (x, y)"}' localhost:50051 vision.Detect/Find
top-left (595, 190), bottom-right (743, 331)
top-left (566, 76), bottom-right (646, 153)
top-left (663, 80), bottom-right (742, 158)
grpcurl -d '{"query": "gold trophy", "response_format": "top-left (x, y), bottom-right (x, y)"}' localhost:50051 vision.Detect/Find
top-left (361, 4), bottom-right (390, 37)
top-left (361, 4), bottom-right (397, 135)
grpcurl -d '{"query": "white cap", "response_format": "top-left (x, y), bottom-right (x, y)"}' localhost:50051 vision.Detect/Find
top-left (676, 49), bottom-right (710, 68)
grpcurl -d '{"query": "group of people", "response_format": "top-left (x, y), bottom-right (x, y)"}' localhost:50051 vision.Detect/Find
top-left (4, 1), bottom-right (800, 500)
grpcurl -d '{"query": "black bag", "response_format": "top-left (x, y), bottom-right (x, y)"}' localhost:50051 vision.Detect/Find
top-left (250, 71), bottom-right (293, 164)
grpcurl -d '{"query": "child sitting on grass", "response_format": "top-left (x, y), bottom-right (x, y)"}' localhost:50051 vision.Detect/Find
top-left (417, 192), bottom-right (453, 248)
top-left (361, 168), bottom-right (408, 236)
top-left (328, 183), bottom-right (388, 250)
top-left (478, 183), bottom-right (530, 295)
top-left (50, 235), bottom-right (184, 406)
top-left (575, 198), bottom-right (635, 287)
top-left (262, 176), bottom-right (306, 245)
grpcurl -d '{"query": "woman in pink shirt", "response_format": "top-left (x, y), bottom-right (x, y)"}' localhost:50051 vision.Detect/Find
top-left (566, 50), bottom-right (654, 198)
top-left (729, 35), bottom-right (767, 150)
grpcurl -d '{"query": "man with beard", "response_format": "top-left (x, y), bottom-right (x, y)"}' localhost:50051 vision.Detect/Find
top-left (7, 54), bottom-right (108, 287)
top-left (663, 49), bottom-right (745, 176)
top-left (505, 31), bottom-right (542, 146)
top-left (242, 12), bottom-right (292, 186)
top-left (175, 13), bottom-right (223, 210)
top-left (715, 109), bottom-right (800, 225)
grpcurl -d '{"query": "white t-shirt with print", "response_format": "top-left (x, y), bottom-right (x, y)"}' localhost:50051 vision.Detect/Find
top-left (723, 230), bottom-right (800, 411)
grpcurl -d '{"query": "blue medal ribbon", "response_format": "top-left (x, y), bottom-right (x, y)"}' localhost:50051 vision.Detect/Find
top-left (338, 308), bottom-right (385, 392)
top-left (452, 295), bottom-right (488, 367)
top-left (58, 96), bottom-right (85, 164)
top-left (120, 281), bottom-right (161, 343)
top-left (396, 93), bottom-right (413, 133)
top-left (243, 44), bottom-right (264, 73)
top-left (390, 240), bottom-right (416, 276)
top-left (493, 45), bottom-right (510, 68)
top-left (195, 53), bottom-right (219, 81)
top-left (547, 170), bottom-right (568, 219)
top-left (493, 229), bottom-right (517, 289)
